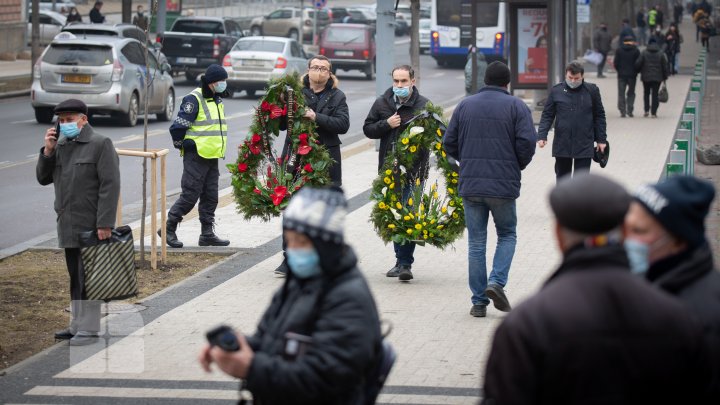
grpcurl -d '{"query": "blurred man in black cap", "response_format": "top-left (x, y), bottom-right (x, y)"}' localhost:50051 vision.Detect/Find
top-left (198, 187), bottom-right (383, 404)
top-left (626, 175), bottom-right (720, 399)
top-left (36, 99), bottom-right (121, 346)
top-left (481, 174), bottom-right (712, 404)
top-left (538, 62), bottom-right (608, 181)
top-left (613, 35), bottom-right (641, 117)
top-left (163, 64), bottom-right (230, 248)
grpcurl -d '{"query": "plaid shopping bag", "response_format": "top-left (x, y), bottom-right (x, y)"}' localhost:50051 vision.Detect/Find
top-left (79, 225), bottom-right (137, 301)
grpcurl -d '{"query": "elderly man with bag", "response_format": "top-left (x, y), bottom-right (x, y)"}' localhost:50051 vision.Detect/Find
top-left (36, 99), bottom-right (121, 346)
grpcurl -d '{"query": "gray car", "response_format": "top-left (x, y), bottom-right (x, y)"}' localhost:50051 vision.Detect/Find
top-left (32, 33), bottom-right (175, 126)
top-left (223, 36), bottom-right (308, 98)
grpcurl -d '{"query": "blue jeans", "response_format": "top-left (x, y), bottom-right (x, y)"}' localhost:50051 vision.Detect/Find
top-left (393, 182), bottom-right (422, 266)
top-left (463, 197), bottom-right (517, 306)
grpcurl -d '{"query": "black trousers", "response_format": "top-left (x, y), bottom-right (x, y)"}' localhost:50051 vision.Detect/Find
top-left (327, 144), bottom-right (342, 187)
top-left (598, 52), bottom-right (608, 75)
top-left (618, 76), bottom-right (637, 114)
top-left (554, 157), bottom-right (591, 182)
top-left (65, 248), bottom-right (101, 333)
top-left (169, 150), bottom-right (219, 225)
top-left (643, 81), bottom-right (661, 115)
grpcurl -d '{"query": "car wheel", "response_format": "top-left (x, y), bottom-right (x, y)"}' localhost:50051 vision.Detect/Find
top-left (121, 93), bottom-right (139, 127)
top-left (157, 89), bottom-right (175, 121)
top-left (34, 107), bottom-right (54, 124)
top-left (250, 26), bottom-right (262, 36)
top-left (245, 89), bottom-right (256, 97)
top-left (288, 29), bottom-right (299, 41)
top-left (185, 72), bottom-right (197, 83)
top-left (365, 60), bottom-right (375, 80)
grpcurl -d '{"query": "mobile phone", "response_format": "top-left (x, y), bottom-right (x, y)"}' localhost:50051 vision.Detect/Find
top-left (53, 121), bottom-right (60, 139)
top-left (206, 324), bottom-right (240, 352)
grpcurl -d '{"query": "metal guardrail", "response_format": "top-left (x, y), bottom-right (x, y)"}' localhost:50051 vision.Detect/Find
top-left (666, 48), bottom-right (707, 177)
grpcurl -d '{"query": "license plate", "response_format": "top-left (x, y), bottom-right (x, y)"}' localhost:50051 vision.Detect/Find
top-left (241, 59), bottom-right (266, 67)
top-left (62, 74), bottom-right (91, 84)
top-left (334, 50), bottom-right (353, 57)
top-left (176, 57), bottom-right (197, 64)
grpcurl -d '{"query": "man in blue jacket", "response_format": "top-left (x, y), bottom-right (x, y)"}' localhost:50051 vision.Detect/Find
top-left (443, 62), bottom-right (537, 317)
top-left (538, 61), bottom-right (607, 182)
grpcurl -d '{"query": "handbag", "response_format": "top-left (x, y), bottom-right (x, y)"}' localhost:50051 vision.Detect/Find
top-left (593, 140), bottom-right (610, 168)
top-left (79, 225), bottom-right (137, 301)
top-left (658, 81), bottom-right (669, 103)
top-left (583, 49), bottom-right (603, 66)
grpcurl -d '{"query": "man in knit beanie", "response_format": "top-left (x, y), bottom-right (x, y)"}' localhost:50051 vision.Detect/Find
top-left (626, 175), bottom-right (720, 399)
top-left (199, 187), bottom-right (384, 404)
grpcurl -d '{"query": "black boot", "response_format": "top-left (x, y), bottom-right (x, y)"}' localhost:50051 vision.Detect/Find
top-left (158, 218), bottom-right (183, 248)
top-left (199, 222), bottom-right (230, 246)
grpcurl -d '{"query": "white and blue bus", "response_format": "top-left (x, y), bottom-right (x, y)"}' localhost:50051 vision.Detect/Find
top-left (430, 0), bottom-right (506, 66)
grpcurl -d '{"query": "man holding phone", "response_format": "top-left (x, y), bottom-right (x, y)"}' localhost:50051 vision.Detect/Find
top-left (198, 187), bottom-right (383, 404)
top-left (36, 99), bottom-right (121, 346)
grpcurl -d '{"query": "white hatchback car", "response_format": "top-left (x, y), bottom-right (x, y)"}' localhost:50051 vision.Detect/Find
top-left (32, 33), bottom-right (175, 126)
top-left (222, 36), bottom-right (308, 98)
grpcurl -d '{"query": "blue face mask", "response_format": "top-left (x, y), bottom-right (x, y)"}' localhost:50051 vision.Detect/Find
top-left (214, 81), bottom-right (227, 93)
top-left (60, 121), bottom-right (81, 138)
top-left (624, 238), bottom-right (649, 275)
top-left (286, 248), bottom-right (321, 279)
top-left (392, 86), bottom-right (410, 98)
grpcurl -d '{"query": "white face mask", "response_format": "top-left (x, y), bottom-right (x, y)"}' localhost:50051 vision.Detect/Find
top-left (565, 79), bottom-right (583, 89)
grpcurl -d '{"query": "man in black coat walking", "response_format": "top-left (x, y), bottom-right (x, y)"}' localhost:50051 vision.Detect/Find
top-left (537, 62), bottom-right (607, 181)
top-left (199, 187), bottom-right (383, 405)
top-left (635, 37), bottom-right (669, 118)
top-left (614, 36), bottom-right (641, 117)
top-left (363, 65), bottom-right (430, 282)
top-left (626, 176), bottom-right (720, 400)
top-left (89, 1), bottom-right (105, 23)
top-left (481, 174), bottom-right (713, 405)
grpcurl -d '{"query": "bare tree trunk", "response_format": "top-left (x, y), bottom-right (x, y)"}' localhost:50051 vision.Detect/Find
top-left (410, 0), bottom-right (420, 85)
top-left (31, 0), bottom-right (40, 67)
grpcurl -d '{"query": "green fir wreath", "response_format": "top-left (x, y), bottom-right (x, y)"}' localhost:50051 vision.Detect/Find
top-left (227, 73), bottom-right (332, 221)
top-left (370, 103), bottom-right (465, 249)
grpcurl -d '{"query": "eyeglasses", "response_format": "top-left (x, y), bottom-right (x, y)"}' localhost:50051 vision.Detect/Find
top-left (309, 66), bottom-right (330, 73)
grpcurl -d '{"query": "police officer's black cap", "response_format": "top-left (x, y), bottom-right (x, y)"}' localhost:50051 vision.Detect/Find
top-left (54, 99), bottom-right (88, 116)
top-left (549, 174), bottom-right (631, 234)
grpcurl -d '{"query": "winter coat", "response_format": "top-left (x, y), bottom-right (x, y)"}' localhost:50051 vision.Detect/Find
top-left (538, 81), bottom-right (607, 159)
top-left (647, 243), bottom-right (720, 399)
top-left (636, 11), bottom-right (646, 28)
top-left (593, 27), bottom-right (612, 53)
top-left (89, 7), bottom-right (105, 23)
top-left (481, 244), bottom-right (713, 405)
top-left (244, 246), bottom-right (382, 405)
top-left (301, 75), bottom-right (350, 147)
top-left (464, 53), bottom-right (488, 93)
top-left (363, 86), bottom-right (429, 173)
top-left (614, 42), bottom-right (641, 78)
top-left (636, 43), bottom-right (669, 82)
top-left (443, 86), bottom-right (536, 199)
top-left (36, 125), bottom-right (121, 248)
top-left (665, 30), bottom-right (682, 54)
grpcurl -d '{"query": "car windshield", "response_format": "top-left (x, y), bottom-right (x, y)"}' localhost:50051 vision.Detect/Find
top-left (63, 28), bottom-right (117, 37)
top-left (308, 10), bottom-right (329, 20)
top-left (172, 20), bottom-right (224, 34)
top-left (326, 27), bottom-right (365, 43)
top-left (43, 44), bottom-right (113, 66)
top-left (233, 39), bottom-right (285, 53)
top-left (419, 20), bottom-right (430, 29)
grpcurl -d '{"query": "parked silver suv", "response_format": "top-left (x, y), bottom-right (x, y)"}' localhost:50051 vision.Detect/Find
top-left (249, 7), bottom-right (330, 41)
top-left (32, 33), bottom-right (175, 126)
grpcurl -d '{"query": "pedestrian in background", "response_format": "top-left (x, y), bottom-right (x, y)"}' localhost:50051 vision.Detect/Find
top-left (464, 48), bottom-right (487, 96)
top-left (481, 174), bottom-right (713, 405)
top-left (363, 65), bottom-right (430, 282)
top-left (648, 5), bottom-right (659, 31)
top-left (674, 1), bottom-right (684, 25)
top-left (665, 23), bottom-right (682, 75)
top-left (625, 176), bottom-right (720, 400)
top-left (619, 18), bottom-right (636, 41)
top-left (198, 187), bottom-right (383, 405)
top-left (444, 62), bottom-right (537, 318)
top-left (274, 55), bottom-right (350, 276)
top-left (132, 5), bottom-right (149, 32)
top-left (635, 37), bottom-right (669, 118)
top-left (66, 7), bottom-right (82, 23)
top-left (36, 99), bottom-right (121, 346)
top-left (537, 62), bottom-right (608, 181)
top-left (89, 1), bottom-right (105, 24)
top-left (592, 22), bottom-right (612, 78)
top-left (162, 64), bottom-right (230, 248)
top-left (636, 8), bottom-right (648, 46)
top-left (655, 4), bottom-right (665, 30)
top-left (614, 35), bottom-right (641, 117)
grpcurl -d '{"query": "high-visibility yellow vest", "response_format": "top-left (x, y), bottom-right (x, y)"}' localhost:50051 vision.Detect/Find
top-left (184, 88), bottom-right (227, 159)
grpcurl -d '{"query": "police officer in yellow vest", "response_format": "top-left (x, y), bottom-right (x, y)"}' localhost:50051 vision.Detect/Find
top-left (163, 64), bottom-right (229, 248)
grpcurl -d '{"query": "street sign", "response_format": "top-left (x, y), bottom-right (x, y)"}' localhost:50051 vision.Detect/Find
top-left (315, 0), bottom-right (326, 8)
top-left (577, 0), bottom-right (591, 5)
top-left (577, 5), bottom-right (590, 23)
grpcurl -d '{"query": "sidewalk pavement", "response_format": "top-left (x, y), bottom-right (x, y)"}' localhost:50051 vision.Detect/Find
top-left (2, 16), bottom-right (718, 405)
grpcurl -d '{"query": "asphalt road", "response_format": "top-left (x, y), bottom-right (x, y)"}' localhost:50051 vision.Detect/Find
top-left (0, 41), bottom-right (466, 252)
